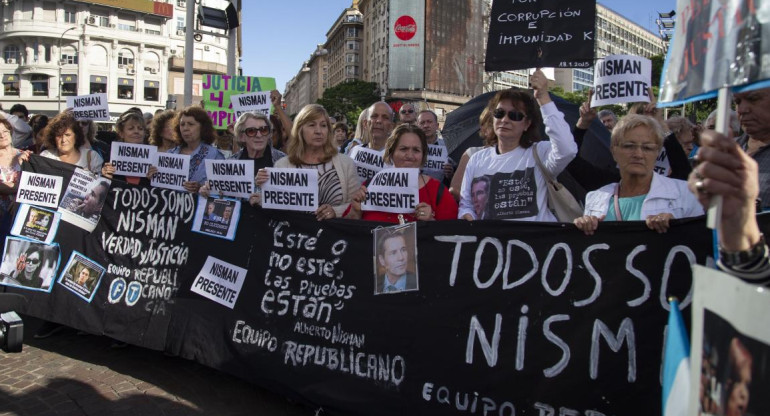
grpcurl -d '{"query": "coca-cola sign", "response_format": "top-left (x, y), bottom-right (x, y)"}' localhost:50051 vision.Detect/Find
top-left (394, 15), bottom-right (417, 41)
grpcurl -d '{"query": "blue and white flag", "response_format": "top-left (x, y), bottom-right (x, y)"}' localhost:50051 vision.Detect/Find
top-left (662, 298), bottom-right (690, 416)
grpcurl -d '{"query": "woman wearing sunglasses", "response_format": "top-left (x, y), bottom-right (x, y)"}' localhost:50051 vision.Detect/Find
top-left (12, 246), bottom-right (47, 289)
top-left (458, 69), bottom-right (577, 221)
top-left (200, 112), bottom-right (285, 198)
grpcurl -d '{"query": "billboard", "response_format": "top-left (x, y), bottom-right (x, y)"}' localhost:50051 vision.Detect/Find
top-left (425, 0), bottom-right (484, 96)
top-left (387, 0), bottom-right (425, 90)
top-left (77, 0), bottom-right (173, 17)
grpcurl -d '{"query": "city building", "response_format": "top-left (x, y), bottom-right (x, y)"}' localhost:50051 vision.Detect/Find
top-left (324, 4), bottom-right (363, 88)
top-left (0, 0), bottom-right (238, 119)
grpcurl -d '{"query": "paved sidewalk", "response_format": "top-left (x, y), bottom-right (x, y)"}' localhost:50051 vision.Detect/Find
top-left (0, 319), bottom-right (315, 416)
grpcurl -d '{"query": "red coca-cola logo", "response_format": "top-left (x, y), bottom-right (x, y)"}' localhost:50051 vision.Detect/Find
top-left (394, 15), bottom-right (417, 41)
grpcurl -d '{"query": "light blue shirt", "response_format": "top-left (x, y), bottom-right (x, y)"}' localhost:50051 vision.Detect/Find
top-left (169, 143), bottom-right (225, 184)
top-left (383, 274), bottom-right (407, 293)
top-left (605, 194), bottom-right (647, 221)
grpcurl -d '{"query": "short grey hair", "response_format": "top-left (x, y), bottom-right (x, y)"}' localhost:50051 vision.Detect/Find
top-left (233, 112), bottom-right (272, 138)
top-left (598, 109), bottom-right (617, 120)
top-left (704, 109), bottom-right (740, 134)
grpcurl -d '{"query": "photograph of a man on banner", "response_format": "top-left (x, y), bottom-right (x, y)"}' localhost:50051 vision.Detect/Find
top-left (373, 223), bottom-right (419, 295)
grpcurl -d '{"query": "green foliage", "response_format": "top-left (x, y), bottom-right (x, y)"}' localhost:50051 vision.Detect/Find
top-left (316, 80), bottom-right (379, 126)
top-left (650, 54), bottom-right (665, 87)
top-left (549, 86), bottom-right (587, 106)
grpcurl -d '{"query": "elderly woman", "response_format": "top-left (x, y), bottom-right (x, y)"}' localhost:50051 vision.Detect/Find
top-left (148, 110), bottom-right (178, 153)
top-left (665, 116), bottom-right (697, 156)
top-left (199, 112), bottom-right (285, 198)
top-left (574, 114), bottom-right (704, 235)
top-left (255, 104), bottom-right (360, 220)
top-left (168, 106), bottom-right (224, 193)
top-left (101, 109), bottom-right (149, 184)
top-left (345, 124), bottom-right (458, 222)
top-left (459, 70), bottom-right (577, 221)
top-left (41, 113), bottom-right (103, 174)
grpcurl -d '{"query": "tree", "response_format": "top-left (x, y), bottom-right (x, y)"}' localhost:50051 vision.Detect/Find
top-left (316, 80), bottom-right (379, 126)
top-left (650, 54), bottom-right (665, 87)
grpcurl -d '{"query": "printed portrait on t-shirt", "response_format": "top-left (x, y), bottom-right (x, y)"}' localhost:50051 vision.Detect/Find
top-left (476, 168), bottom-right (538, 220)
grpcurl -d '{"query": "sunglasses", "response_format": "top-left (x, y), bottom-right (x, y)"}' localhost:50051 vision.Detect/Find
top-left (26, 258), bottom-right (41, 265)
top-left (243, 126), bottom-right (270, 137)
top-left (400, 109), bottom-right (414, 114)
top-left (493, 108), bottom-right (527, 121)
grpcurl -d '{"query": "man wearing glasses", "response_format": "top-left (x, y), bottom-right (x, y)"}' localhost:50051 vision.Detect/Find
top-left (398, 103), bottom-right (417, 125)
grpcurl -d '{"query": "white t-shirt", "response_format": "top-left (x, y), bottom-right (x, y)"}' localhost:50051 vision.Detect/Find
top-left (458, 101), bottom-right (577, 221)
top-left (41, 146), bottom-right (104, 174)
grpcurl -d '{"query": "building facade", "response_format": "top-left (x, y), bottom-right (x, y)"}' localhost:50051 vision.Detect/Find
top-left (0, 0), bottom-right (236, 119)
top-left (324, 5), bottom-right (363, 88)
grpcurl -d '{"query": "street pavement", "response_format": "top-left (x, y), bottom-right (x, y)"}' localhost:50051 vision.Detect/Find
top-left (0, 317), bottom-right (316, 416)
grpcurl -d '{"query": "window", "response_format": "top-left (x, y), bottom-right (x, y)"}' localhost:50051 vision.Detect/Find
top-left (144, 80), bottom-right (159, 101)
top-left (118, 49), bottom-right (134, 68)
top-left (31, 75), bottom-right (49, 96)
top-left (44, 45), bottom-right (51, 63)
top-left (61, 74), bottom-right (77, 96)
top-left (117, 13), bottom-right (136, 31)
top-left (3, 75), bottom-right (19, 96)
top-left (176, 16), bottom-right (185, 31)
top-left (177, 0), bottom-right (186, 6)
top-left (346, 54), bottom-right (358, 63)
top-left (3, 46), bottom-right (19, 63)
top-left (64, 9), bottom-right (76, 23)
top-left (347, 27), bottom-right (359, 38)
top-left (145, 18), bottom-right (162, 35)
top-left (61, 46), bottom-right (78, 65)
top-left (118, 78), bottom-right (134, 99)
top-left (90, 75), bottom-right (107, 94)
top-left (346, 41), bottom-right (359, 50)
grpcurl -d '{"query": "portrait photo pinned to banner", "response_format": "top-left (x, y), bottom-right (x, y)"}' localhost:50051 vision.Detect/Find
top-left (0, 236), bottom-right (60, 292)
top-left (192, 195), bottom-right (241, 240)
top-left (11, 204), bottom-right (61, 244)
top-left (372, 222), bottom-right (419, 295)
top-left (57, 251), bottom-right (106, 302)
top-left (690, 266), bottom-right (770, 416)
top-left (58, 168), bottom-right (111, 232)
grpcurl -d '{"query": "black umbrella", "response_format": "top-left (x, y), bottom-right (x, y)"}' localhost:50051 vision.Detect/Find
top-left (441, 89), bottom-right (616, 202)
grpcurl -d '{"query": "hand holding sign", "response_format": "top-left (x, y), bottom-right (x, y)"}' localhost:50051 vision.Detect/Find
top-left (530, 68), bottom-right (551, 105)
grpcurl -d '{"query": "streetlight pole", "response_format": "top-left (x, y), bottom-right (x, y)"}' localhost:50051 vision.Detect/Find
top-left (58, 26), bottom-right (77, 112)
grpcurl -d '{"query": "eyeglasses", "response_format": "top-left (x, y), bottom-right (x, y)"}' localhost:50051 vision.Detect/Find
top-left (400, 109), bottom-right (414, 114)
top-left (26, 258), bottom-right (41, 265)
top-left (616, 142), bottom-right (660, 154)
top-left (243, 126), bottom-right (270, 137)
top-left (493, 108), bottom-right (527, 121)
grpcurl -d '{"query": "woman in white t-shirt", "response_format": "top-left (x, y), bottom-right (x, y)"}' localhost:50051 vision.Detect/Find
top-left (40, 113), bottom-right (103, 174)
top-left (458, 69), bottom-right (577, 221)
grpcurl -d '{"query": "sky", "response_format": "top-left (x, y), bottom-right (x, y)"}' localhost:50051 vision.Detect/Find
top-left (241, 0), bottom-right (678, 92)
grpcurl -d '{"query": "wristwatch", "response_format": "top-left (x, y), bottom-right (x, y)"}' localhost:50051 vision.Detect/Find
top-left (719, 233), bottom-right (767, 267)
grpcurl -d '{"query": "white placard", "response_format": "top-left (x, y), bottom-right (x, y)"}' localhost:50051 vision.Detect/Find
top-left (151, 153), bottom-right (190, 192)
top-left (110, 142), bottom-right (158, 177)
top-left (349, 146), bottom-right (385, 183)
top-left (230, 91), bottom-right (271, 118)
top-left (261, 168), bottom-right (319, 212)
top-left (591, 54), bottom-right (651, 107)
top-left (16, 171), bottom-right (63, 208)
top-left (362, 168), bottom-right (419, 214)
top-left (423, 143), bottom-right (448, 179)
top-left (190, 256), bottom-right (247, 309)
top-left (204, 159), bottom-right (255, 199)
top-left (689, 265), bottom-right (770, 415)
top-left (66, 93), bottom-right (110, 120)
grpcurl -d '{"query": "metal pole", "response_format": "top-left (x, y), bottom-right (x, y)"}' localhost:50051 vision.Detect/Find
top-left (226, 0), bottom-right (238, 77)
top-left (183, 0), bottom-right (195, 107)
top-left (57, 26), bottom-right (77, 112)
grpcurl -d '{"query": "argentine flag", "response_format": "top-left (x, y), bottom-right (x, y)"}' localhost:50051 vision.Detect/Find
top-left (663, 298), bottom-right (690, 416)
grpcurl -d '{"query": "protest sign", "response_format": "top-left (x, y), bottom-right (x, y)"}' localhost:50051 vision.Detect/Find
top-left (485, 0), bottom-right (596, 71)
top-left (57, 251), bottom-right (105, 303)
top-left (349, 146), bottom-right (385, 183)
top-left (190, 256), bottom-right (247, 309)
top-left (17, 156), bottom-right (762, 416)
top-left (261, 168), bottom-right (318, 212)
top-left (192, 196), bottom-right (241, 240)
top-left (204, 160), bottom-right (254, 200)
top-left (0, 236), bottom-right (59, 292)
top-left (66, 93), bottom-right (110, 120)
top-left (230, 91), bottom-right (271, 118)
top-left (423, 143), bottom-right (448, 180)
top-left (11, 205), bottom-right (60, 244)
top-left (16, 171), bottom-right (63, 208)
top-left (150, 153), bottom-right (190, 192)
top-left (361, 168), bottom-right (419, 214)
top-left (591, 54), bottom-right (651, 106)
top-left (659, 0), bottom-right (770, 105)
top-left (57, 168), bottom-right (111, 232)
top-left (202, 75), bottom-right (276, 129)
top-left (110, 142), bottom-right (158, 177)
top-left (689, 266), bottom-right (770, 415)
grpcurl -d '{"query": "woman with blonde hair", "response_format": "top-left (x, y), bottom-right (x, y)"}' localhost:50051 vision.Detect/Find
top-left (255, 104), bottom-right (360, 220)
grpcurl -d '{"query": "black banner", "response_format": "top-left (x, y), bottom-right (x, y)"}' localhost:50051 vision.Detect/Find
top-left (8, 156), bottom-right (738, 415)
top-left (485, 0), bottom-right (596, 71)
